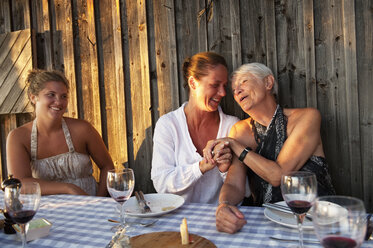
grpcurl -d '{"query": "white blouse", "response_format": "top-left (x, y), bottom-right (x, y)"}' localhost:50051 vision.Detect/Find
top-left (151, 102), bottom-right (239, 204)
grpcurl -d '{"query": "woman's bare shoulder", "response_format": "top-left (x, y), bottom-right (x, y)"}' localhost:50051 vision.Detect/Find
top-left (230, 118), bottom-right (254, 142)
top-left (284, 107), bottom-right (321, 123)
top-left (284, 107), bottom-right (321, 134)
top-left (64, 117), bottom-right (93, 130)
top-left (7, 122), bottom-right (33, 144)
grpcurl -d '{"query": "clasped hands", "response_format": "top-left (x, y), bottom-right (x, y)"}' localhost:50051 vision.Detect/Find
top-left (200, 139), bottom-right (232, 174)
top-left (203, 138), bottom-right (247, 234)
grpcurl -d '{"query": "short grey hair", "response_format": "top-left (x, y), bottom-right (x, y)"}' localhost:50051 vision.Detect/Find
top-left (231, 62), bottom-right (278, 97)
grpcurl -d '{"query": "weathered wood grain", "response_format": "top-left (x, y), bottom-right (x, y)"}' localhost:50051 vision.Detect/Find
top-left (0, 115), bottom-right (16, 181)
top-left (9, 59), bottom-right (33, 114)
top-left (0, 33), bottom-right (32, 114)
top-left (53, 0), bottom-right (78, 118)
top-left (74, 0), bottom-right (102, 180)
top-left (303, 0), bottom-right (317, 108)
top-left (11, 0), bottom-right (30, 30)
top-left (30, 0), bottom-right (53, 69)
top-left (174, 0), bottom-right (207, 103)
top-left (98, 0), bottom-right (128, 172)
top-left (356, 0), bottom-right (373, 211)
top-left (341, 0), bottom-right (362, 199)
top-left (153, 0), bottom-right (179, 117)
top-left (240, 0), bottom-right (269, 65)
top-left (125, 0), bottom-right (154, 192)
top-left (0, 0), bottom-right (11, 34)
top-left (314, 0), bottom-right (363, 198)
top-left (207, 0), bottom-right (243, 118)
top-left (0, 30), bottom-right (31, 112)
top-left (276, 0), bottom-right (308, 107)
top-left (0, 31), bottom-right (22, 88)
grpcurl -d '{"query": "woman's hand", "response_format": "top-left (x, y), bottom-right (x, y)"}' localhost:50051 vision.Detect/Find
top-left (203, 138), bottom-right (231, 164)
top-left (65, 183), bottom-right (89, 195)
top-left (216, 203), bottom-right (246, 234)
top-left (200, 139), bottom-right (232, 174)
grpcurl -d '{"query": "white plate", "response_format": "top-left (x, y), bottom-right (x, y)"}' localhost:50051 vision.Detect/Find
top-left (264, 201), bottom-right (314, 230)
top-left (123, 193), bottom-right (185, 217)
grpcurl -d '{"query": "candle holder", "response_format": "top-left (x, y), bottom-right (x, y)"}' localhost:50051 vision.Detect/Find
top-left (1, 175), bottom-right (22, 234)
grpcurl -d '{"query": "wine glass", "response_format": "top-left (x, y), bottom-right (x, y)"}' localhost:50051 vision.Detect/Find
top-left (281, 171), bottom-right (317, 248)
top-left (312, 195), bottom-right (366, 248)
top-left (4, 182), bottom-right (41, 248)
top-left (107, 168), bottom-right (135, 232)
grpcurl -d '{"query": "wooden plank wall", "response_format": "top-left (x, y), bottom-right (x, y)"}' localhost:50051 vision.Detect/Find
top-left (0, 0), bottom-right (371, 211)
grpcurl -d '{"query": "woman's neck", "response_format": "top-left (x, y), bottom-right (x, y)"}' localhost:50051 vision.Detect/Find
top-left (248, 101), bottom-right (277, 127)
top-left (36, 116), bottom-right (63, 135)
top-left (184, 101), bottom-right (219, 129)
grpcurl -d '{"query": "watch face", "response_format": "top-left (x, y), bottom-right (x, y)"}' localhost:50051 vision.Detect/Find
top-left (239, 147), bottom-right (251, 162)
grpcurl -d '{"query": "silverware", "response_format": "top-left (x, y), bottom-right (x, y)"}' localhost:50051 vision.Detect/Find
top-left (263, 202), bottom-right (313, 221)
top-left (269, 235), bottom-right (319, 244)
top-left (135, 191), bottom-right (151, 213)
top-left (108, 218), bottom-right (158, 227)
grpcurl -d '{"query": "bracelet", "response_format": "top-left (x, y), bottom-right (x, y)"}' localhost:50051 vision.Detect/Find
top-left (238, 147), bottom-right (252, 162)
top-left (218, 201), bottom-right (229, 206)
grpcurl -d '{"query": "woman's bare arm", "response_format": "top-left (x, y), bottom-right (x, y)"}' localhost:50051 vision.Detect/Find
top-left (81, 120), bottom-right (114, 196)
top-left (6, 127), bottom-right (87, 195)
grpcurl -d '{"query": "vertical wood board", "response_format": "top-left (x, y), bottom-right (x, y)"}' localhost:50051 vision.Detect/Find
top-left (99, 0), bottom-right (128, 169)
top-left (356, 0), bottom-right (373, 211)
top-left (174, 0), bottom-right (207, 104)
top-left (54, 0), bottom-right (78, 118)
top-left (153, 0), bottom-right (179, 117)
top-left (126, 0), bottom-right (153, 192)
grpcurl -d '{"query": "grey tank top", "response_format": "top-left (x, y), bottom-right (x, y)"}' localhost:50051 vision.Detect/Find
top-left (30, 118), bottom-right (97, 196)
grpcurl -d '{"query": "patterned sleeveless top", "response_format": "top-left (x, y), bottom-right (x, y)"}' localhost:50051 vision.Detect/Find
top-left (30, 118), bottom-right (97, 196)
top-left (248, 105), bottom-right (335, 205)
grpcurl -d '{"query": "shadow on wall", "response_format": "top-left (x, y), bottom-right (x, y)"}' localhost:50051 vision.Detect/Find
top-left (132, 126), bottom-right (156, 194)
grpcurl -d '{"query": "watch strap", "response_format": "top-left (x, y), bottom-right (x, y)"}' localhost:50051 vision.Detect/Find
top-left (238, 147), bottom-right (252, 162)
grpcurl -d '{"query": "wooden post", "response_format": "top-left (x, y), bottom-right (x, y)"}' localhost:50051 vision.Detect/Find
top-left (98, 0), bottom-right (128, 171)
top-left (355, 0), bottom-right (373, 213)
top-left (125, 0), bottom-right (154, 192)
top-left (153, 0), bottom-right (179, 117)
top-left (53, 0), bottom-right (78, 118)
top-left (174, 0), bottom-right (207, 103)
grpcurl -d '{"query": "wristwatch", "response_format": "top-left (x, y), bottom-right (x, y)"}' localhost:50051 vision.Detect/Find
top-left (238, 147), bottom-right (252, 162)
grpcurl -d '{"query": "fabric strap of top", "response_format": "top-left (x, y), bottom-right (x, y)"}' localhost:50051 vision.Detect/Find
top-left (30, 118), bottom-right (75, 161)
top-left (61, 118), bottom-right (75, 153)
top-left (30, 119), bottom-right (38, 161)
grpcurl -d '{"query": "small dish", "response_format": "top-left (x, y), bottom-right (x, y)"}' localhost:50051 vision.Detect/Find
top-left (123, 193), bottom-right (184, 218)
top-left (13, 218), bottom-right (52, 241)
top-left (264, 201), bottom-right (313, 230)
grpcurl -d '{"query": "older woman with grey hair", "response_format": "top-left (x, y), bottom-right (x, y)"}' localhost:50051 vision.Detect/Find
top-left (204, 62), bottom-right (335, 234)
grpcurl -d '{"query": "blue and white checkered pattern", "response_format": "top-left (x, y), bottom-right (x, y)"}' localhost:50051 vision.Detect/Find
top-left (1, 193), bottom-right (372, 247)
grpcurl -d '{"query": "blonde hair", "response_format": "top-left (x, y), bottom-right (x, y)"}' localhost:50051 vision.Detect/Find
top-left (182, 52), bottom-right (228, 94)
top-left (26, 69), bottom-right (69, 107)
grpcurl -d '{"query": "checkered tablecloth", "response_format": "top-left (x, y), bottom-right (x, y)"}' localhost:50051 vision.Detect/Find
top-left (0, 193), bottom-right (372, 247)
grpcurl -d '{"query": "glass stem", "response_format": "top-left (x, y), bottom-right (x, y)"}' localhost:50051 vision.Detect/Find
top-left (295, 213), bottom-right (305, 248)
top-left (119, 203), bottom-right (125, 228)
top-left (20, 223), bottom-right (27, 248)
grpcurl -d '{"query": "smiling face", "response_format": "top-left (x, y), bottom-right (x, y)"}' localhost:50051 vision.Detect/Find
top-left (30, 81), bottom-right (69, 120)
top-left (231, 73), bottom-right (268, 112)
top-left (190, 64), bottom-right (228, 112)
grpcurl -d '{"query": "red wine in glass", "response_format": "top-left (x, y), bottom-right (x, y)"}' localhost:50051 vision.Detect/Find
top-left (4, 182), bottom-right (41, 248)
top-left (281, 171), bottom-right (317, 248)
top-left (287, 200), bottom-right (312, 215)
top-left (322, 236), bottom-right (357, 248)
top-left (312, 196), bottom-right (366, 248)
top-left (8, 210), bottom-right (36, 224)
